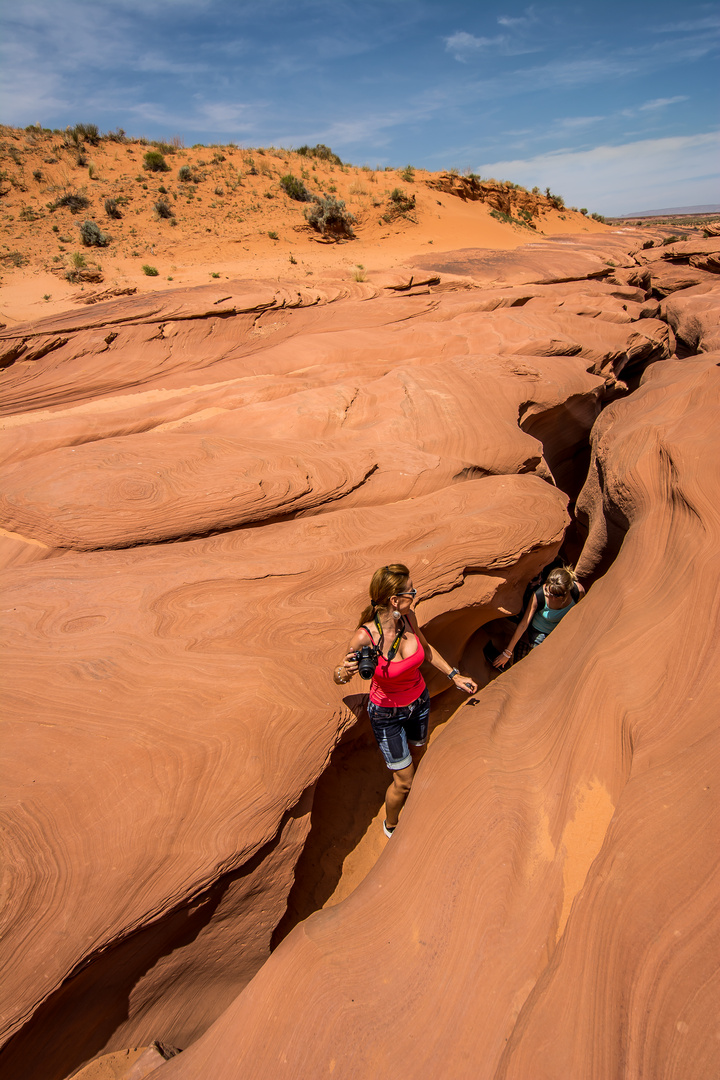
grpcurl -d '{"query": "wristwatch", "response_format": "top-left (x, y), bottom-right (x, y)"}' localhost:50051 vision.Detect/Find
top-left (447, 667), bottom-right (459, 680)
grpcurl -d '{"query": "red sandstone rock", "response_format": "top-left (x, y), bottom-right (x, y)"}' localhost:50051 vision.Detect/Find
top-left (661, 283), bottom-right (720, 353)
top-left (150, 356), bottom-right (720, 1080)
top-left (2, 232), bottom-right (713, 1080)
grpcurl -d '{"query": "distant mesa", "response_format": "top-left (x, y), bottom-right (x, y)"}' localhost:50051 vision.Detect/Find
top-left (618, 202), bottom-right (720, 218)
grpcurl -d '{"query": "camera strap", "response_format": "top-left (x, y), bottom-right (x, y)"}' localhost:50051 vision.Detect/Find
top-left (373, 612), bottom-right (405, 663)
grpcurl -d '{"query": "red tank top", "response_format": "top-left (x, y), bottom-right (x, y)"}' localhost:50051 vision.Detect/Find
top-left (360, 625), bottom-right (426, 707)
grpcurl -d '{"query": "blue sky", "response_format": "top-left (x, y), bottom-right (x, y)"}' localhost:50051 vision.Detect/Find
top-left (1, 0), bottom-right (718, 215)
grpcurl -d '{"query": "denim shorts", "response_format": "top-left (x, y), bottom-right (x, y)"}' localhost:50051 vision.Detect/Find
top-left (367, 687), bottom-right (431, 770)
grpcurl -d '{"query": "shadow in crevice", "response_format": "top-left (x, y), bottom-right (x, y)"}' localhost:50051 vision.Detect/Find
top-left (271, 683), bottom-right (480, 950)
top-left (0, 825), bottom-right (291, 1080)
top-left (272, 696), bottom-right (384, 947)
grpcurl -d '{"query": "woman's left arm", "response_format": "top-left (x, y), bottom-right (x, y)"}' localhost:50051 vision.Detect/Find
top-left (407, 611), bottom-right (477, 695)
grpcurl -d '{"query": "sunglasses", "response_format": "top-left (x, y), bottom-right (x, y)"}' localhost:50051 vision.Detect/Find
top-left (395, 588), bottom-right (417, 598)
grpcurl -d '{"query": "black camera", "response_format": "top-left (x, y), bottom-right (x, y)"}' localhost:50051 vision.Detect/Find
top-left (355, 644), bottom-right (379, 680)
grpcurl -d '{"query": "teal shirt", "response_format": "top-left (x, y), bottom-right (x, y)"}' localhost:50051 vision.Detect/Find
top-left (531, 594), bottom-right (575, 635)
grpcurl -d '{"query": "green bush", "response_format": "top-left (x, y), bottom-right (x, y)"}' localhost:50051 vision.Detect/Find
top-left (143, 150), bottom-right (169, 173)
top-left (0, 251), bottom-right (27, 268)
top-left (400, 165), bottom-right (415, 182)
top-left (296, 143), bottom-right (343, 165)
top-left (154, 197), bottom-right (174, 219)
top-left (49, 191), bottom-right (90, 214)
top-left (591, 212), bottom-right (606, 223)
top-left (305, 195), bottom-right (355, 238)
top-left (151, 141), bottom-right (176, 156)
top-left (389, 188), bottom-right (415, 214)
top-left (79, 219), bottom-right (110, 246)
top-left (73, 123), bottom-right (100, 145)
top-left (279, 174), bottom-right (311, 201)
top-left (142, 264), bottom-right (159, 276)
top-left (545, 187), bottom-right (565, 210)
top-left (178, 164), bottom-right (202, 183)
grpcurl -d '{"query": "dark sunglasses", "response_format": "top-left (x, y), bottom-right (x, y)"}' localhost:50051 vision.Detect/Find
top-left (395, 588), bottom-right (417, 598)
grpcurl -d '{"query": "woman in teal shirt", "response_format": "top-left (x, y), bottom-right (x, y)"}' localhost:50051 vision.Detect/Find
top-left (493, 567), bottom-right (585, 669)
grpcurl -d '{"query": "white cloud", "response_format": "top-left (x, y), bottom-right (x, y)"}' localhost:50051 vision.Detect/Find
top-left (444, 31), bottom-right (505, 61)
top-left (477, 131), bottom-right (720, 215)
top-left (638, 95), bottom-right (689, 111)
top-left (621, 95), bottom-right (689, 117)
top-left (497, 6), bottom-right (537, 29)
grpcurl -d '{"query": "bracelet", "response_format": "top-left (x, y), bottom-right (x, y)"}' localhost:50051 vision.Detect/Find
top-left (447, 667), bottom-right (460, 680)
top-left (334, 667), bottom-right (350, 684)
top-left (502, 649), bottom-right (512, 658)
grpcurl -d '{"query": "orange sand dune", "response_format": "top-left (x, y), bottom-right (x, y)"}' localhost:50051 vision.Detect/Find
top-left (0, 125), bottom-right (606, 325)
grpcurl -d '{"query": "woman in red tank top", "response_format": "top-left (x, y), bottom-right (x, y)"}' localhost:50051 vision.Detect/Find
top-left (334, 564), bottom-right (476, 838)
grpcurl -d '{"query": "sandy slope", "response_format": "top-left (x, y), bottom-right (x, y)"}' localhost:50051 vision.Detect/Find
top-left (0, 125), bottom-right (607, 324)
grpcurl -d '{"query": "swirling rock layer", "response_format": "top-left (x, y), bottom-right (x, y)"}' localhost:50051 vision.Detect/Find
top-left (1, 230), bottom-right (718, 1080)
top-left (154, 360), bottom-right (720, 1080)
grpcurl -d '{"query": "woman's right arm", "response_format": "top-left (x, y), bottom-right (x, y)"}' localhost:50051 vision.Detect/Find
top-left (492, 595), bottom-right (538, 669)
top-left (333, 629), bottom-right (368, 685)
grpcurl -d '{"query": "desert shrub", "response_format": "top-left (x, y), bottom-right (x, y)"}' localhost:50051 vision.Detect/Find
top-left (71, 252), bottom-right (87, 268)
top-left (389, 188), bottom-right (415, 214)
top-left (0, 251), bottom-right (27, 267)
top-left (49, 191), bottom-right (90, 214)
top-left (178, 164), bottom-right (202, 183)
top-left (296, 143), bottom-right (343, 166)
top-left (33, 169), bottom-right (43, 182)
top-left (400, 164), bottom-right (415, 182)
top-left (279, 174), bottom-right (311, 201)
top-left (75, 150), bottom-right (88, 167)
top-left (517, 207), bottom-right (536, 229)
top-left (591, 212), bottom-right (606, 223)
top-left (104, 128), bottom-right (127, 142)
top-left (305, 194), bottom-right (355, 238)
top-left (353, 264), bottom-right (366, 281)
top-left (212, 151), bottom-right (226, 163)
top-left (545, 187), bottom-right (565, 210)
top-left (19, 206), bottom-right (41, 221)
top-left (142, 264), bottom-right (159, 276)
top-left (73, 123), bottom-right (100, 145)
top-left (154, 197), bottom-right (174, 219)
top-left (662, 234), bottom-right (681, 245)
top-left (580, 208), bottom-right (588, 216)
top-left (143, 150), bottom-right (169, 172)
top-left (79, 219), bottom-right (110, 246)
top-left (151, 141), bottom-right (176, 156)
top-left (214, 185), bottom-right (224, 195)
top-left (268, 230), bottom-right (279, 239)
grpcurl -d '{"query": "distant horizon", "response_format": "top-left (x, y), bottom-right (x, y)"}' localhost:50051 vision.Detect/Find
top-left (1, 0), bottom-right (718, 217)
top-left (616, 202), bottom-right (720, 218)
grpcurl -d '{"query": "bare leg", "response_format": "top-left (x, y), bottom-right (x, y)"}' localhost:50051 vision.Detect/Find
top-left (384, 745), bottom-right (426, 828)
top-left (384, 762), bottom-right (414, 828)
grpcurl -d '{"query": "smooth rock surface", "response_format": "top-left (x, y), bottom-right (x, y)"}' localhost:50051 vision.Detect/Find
top-left (152, 357), bottom-right (720, 1080)
top-left (2, 230), bottom-right (718, 1080)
